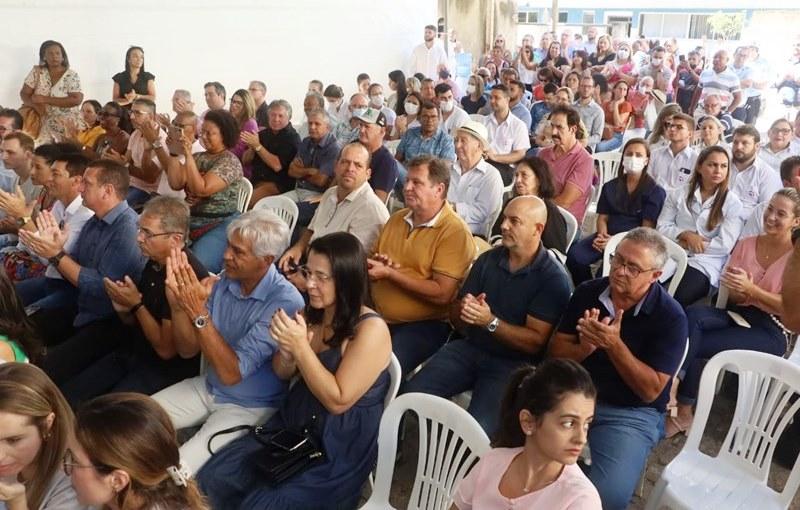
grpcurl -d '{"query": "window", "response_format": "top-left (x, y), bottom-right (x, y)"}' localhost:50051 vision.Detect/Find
top-left (688, 14), bottom-right (718, 39)
top-left (558, 11), bottom-right (568, 23)
top-left (517, 11), bottom-right (539, 24)
top-left (639, 12), bottom-right (719, 39)
top-left (582, 11), bottom-right (595, 25)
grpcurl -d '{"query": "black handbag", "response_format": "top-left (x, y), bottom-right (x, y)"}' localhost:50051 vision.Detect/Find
top-left (207, 424), bottom-right (325, 486)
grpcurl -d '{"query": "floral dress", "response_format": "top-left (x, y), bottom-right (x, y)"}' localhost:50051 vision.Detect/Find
top-left (24, 65), bottom-right (82, 144)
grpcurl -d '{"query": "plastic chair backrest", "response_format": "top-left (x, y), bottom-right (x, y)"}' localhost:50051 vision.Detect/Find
top-left (385, 139), bottom-right (401, 156)
top-left (557, 205), bottom-right (578, 249)
top-left (236, 178), bottom-right (253, 213)
top-left (686, 350), bottom-right (800, 505)
top-left (601, 231), bottom-right (688, 297)
top-left (363, 393), bottom-right (490, 510)
top-left (385, 353), bottom-right (401, 410)
top-left (251, 195), bottom-right (299, 233)
top-left (591, 152), bottom-right (622, 190)
top-left (468, 113), bottom-right (485, 122)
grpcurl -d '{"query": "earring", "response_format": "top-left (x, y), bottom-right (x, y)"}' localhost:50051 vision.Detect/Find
top-left (524, 429), bottom-right (533, 436)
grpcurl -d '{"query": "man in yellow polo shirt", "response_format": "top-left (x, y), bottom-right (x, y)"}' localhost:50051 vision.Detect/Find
top-left (368, 155), bottom-right (476, 374)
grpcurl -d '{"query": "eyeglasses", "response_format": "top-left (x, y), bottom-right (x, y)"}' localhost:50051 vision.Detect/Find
top-left (137, 227), bottom-right (182, 240)
top-left (609, 252), bottom-right (657, 278)
top-left (665, 123), bottom-right (686, 131)
top-left (772, 128), bottom-right (792, 135)
top-left (299, 265), bottom-right (333, 284)
top-left (63, 449), bottom-right (107, 476)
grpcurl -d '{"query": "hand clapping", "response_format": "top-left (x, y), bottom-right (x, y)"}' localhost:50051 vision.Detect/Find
top-left (270, 308), bottom-right (312, 359)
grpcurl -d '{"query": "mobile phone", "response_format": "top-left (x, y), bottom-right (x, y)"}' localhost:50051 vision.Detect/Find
top-left (270, 430), bottom-right (308, 452)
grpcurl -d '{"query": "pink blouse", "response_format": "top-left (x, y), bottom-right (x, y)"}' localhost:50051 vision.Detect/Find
top-left (726, 235), bottom-right (792, 308)
top-left (453, 447), bottom-right (602, 510)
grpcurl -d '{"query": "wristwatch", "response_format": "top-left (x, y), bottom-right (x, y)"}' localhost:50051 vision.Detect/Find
top-left (486, 317), bottom-right (500, 333)
top-left (193, 314), bottom-right (210, 329)
top-left (48, 250), bottom-right (66, 267)
top-left (16, 216), bottom-right (31, 228)
top-left (151, 140), bottom-right (164, 150)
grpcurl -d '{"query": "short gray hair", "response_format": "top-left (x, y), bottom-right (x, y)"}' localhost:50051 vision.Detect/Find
top-left (173, 89), bottom-right (192, 102)
top-left (268, 99), bottom-right (293, 120)
top-left (227, 209), bottom-right (290, 258)
top-left (622, 227), bottom-right (668, 270)
top-left (141, 196), bottom-right (190, 239)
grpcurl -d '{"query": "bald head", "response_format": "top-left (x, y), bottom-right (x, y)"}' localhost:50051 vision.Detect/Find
top-left (500, 195), bottom-right (547, 253)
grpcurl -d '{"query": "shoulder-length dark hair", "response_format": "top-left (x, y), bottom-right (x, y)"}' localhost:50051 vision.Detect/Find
top-left (614, 137), bottom-right (657, 213)
top-left (104, 101), bottom-right (134, 133)
top-left (124, 46), bottom-right (146, 74)
top-left (515, 156), bottom-right (556, 199)
top-left (305, 232), bottom-right (370, 348)
top-left (38, 40), bottom-right (69, 69)
top-left (687, 145), bottom-right (731, 232)
top-left (203, 109), bottom-right (240, 149)
top-left (83, 100), bottom-right (103, 127)
top-left (493, 359), bottom-right (596, 447)
top-left (0, 272), bottom-right (42, 363)
top-left (389, 70), bottom-right (408, 116)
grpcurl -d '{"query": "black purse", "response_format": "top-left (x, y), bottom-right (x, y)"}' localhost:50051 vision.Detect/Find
top-left (207, 424), bottom-right (325, 486)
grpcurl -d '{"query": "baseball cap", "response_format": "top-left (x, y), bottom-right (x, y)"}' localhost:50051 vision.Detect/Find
top-left (353, 107), bottom-right (386, 127)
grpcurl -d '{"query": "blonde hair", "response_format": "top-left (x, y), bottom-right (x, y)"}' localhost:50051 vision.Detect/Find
top-left (75, 393), bottom-right (208, 510)
top-left (0, 364), bottom-right (74, 510)
top-left (648, 103), bottom-right (683, 145)
top-left (231, 89), bottom-right (256, 128)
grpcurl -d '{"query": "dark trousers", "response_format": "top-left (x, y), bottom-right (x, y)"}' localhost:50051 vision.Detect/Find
top-left (389, 320), bottom-right (451, 377)
top-left (566, 234), bottom-right (602, 286)
top-left (731, 96), bottom-right (761, 125)
top-left (671, 266), bottom-right (710, 308)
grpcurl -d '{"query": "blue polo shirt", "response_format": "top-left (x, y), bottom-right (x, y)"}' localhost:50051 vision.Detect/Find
top-left (529, 101), bottom-right (551, 134)
top-left (596, 177), bottom-right (666, 234)
top-left (460, 246), bottom-right (571, 360)
top-left (557, 277), bottom-right (687, 411)
top-left (396, 127), bottom-right (456, 163)
top-left (295, 132), bottom-right (341, 193)
top-left (510, 101), bottom-right (532, 131)
top-left (205, 266), bottom-right (304, 408)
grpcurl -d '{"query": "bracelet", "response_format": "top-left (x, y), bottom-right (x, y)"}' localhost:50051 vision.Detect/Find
top-left (129, 302), bottom-right (144, 314)
top-left (255, 145), bottom-right (264, 152)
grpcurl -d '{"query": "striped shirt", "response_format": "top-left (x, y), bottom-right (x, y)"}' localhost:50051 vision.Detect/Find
top-left (698, 67), bottom-right (741, 108)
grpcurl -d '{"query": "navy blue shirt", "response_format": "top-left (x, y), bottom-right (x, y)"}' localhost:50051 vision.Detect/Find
top-left (73, 201), bottom-right (145, 327)
top-left (295, 132), bottom-right (341, 193)
top-left (460, 246), bottom-right (571, 360)
top-left (369, 146), bottom-right (399, 194)
top-left (557, 277), bottom-right (687, 411)
top-left (597, 177), bottom-right (666, 234)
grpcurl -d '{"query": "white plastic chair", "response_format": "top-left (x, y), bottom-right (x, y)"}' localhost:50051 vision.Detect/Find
top-left (361, 393), bottom-right (491, 510)
top-left (384, 139), bottom-right (401, 156)
top-left (251, 195), bottom-right (299, 232)
top-left (385, 353), bottom-right (401, 410)
top-left (601, 231), bottom-right (688, 297)
top-left (646, 350), bottom-right (800, 510)
top-left (587, 152), bottom-right (622, 214)
top-left (557, 205), bottom-right (578, 249)
top-left (236, 178), bottom-right (253, 213)
top-left (468, 113), bottom-right (485, 122)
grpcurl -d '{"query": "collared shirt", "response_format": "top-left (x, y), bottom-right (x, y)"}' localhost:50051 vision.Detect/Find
top-left (448, 159), bottom-right (504, 236)
top-left (73, 201), bottom-right (145, 327)
top-left (205, 267), bottom-right (304, 407)
top-left (442, 106), bottom-right (469, 136)
top-left (657, 184), bottom-right (743, 286)
top-left (396, 127), bottom-right (456, 162)
top-left (729, 157), bottom-right (783, 219)
top-left (460, 245), bottom-right (571, 360)
top-left (483, 111), bottom-right (531, 155)
top-left (509, 101), bottom-right (532, 131)
top-left (128, 128), bottom-right (168, 194)
top-left (409, 42), bottom-right (448, 80)
top-left (529, 101), bottom-right (552, 134)
top-left (558, 277), bottom-right (688, 411)
top-left (649, 144), bottom-right (699, 193)
top-left (44, 196), bottom-right (94, 279)
top-left (332, 120), bottom-right (360, 146)
top-left (538, 143), bottom-right (594, 222)
top-left (597, 177), bottom-right (666, 234)
top-left (741, 200), bottom-right (767, 238)
top-left (573, 99), bottom-right (605, 149)
top-left (698, 66), bottom-right (742, 108)
top-left (372, 202), bottom-right (475, 323)
top-left (759, 143), bottom-right (800, 172)
top-left (294, 132), bottom-right (341, 194)
top-left (308, 181), bottom-right (389, 248)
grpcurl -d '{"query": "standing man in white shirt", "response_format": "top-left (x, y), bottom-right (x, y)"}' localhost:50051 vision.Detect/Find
top-left (649, 113), bottom-right (698, 193)
top-left (448, 121), bottom-right (504, 237)
top-left (729, 125), bottom-right (782, 221)
top-left (434, 83), bottom-right (469, 136)
top-left (482, 84), bottom-right (530, 185)
top-left (410, 25), bottom-right (449, 79)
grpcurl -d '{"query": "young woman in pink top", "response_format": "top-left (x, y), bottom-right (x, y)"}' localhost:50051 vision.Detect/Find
top-left (452, 359), bottom-right (602, 510)
top-left (666, 188), bottom-right (800, 437)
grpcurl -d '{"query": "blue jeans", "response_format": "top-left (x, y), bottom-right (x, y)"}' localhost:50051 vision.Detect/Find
top-left (678, 304), bottom-right (786, 405)
top-left (404, 339), bottom-right (527, 435)
top-left (587, 403), bottom-right (664, 510)
top-left (15, 277), bottom-right (77, 311)
top-left (566, 234), bottom-right (602, 286)
top-left (389, 320), bottom-right (451, 377)
top-left (596, 132), bottom-right (624, 153)
top-left (126, 186), bottom-right (154, 210)
top-left (191, 214), bottom-right (239, 274)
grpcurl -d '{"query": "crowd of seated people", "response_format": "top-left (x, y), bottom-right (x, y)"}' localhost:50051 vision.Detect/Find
top-left (0, 27), bottom-right (799, 510)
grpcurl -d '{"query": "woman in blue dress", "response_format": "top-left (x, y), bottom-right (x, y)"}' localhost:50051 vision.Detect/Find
top-left (198, 232), bottom-right (392, 509)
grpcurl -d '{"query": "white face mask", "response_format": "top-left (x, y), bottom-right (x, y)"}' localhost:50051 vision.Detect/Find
top-left (326, 101), bottom-right (340, 113)
top-left (404, 102), bottom-right (419, 115)
top-left (466, 84), bottom-right (476, 94)
top-left (623, 156), bottom-right (647, 174)
top-left (351, 107), bottom-right (367, 118)
top-left (651, 57), bottom-right (663, 66)
top-left (618, 49), bottom-right (630, 59)
top-left (440, 100), bottom-right (454, 113)
top-left (370, 94), bottom-right (384, 108)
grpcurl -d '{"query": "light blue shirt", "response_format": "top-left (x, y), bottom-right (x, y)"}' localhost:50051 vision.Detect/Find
top-left (396, 126), bottom-right (456, 162)
top-left (205, 266), bottom-right (304, 408)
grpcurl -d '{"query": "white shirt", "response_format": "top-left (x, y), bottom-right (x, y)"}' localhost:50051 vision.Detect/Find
top-left (447, 159), bottom-right (504, 236)
top-left (442, 106), bottom-right (470, 136)
top-left (308, 181), bottom-right (389, 250)
top-left (758, 143), bottom-right (800, 172)
top-left (41, 196), bottom-right (94, 279)
top-left (483, 111), bottom-right (531, 155)
top-left (649, 144), bottom-right (698, 193)
top-left (741, 201), bottom-right (767, 238)
top-left (409, 41), bottom-right (448, 79)
top-left (657, 184), bottom-right (743, 287)
top-left (729, 157), bottom-right (783, 219)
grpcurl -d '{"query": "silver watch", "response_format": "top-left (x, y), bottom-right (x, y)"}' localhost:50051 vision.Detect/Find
top-left (486, 317), bottom-right (500, 332)
top-left (151, 140), bottom-right (164, 150)
top-left (193, 314), bottom-right (209, 329)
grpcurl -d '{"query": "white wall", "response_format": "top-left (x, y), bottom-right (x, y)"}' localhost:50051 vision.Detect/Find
top-left (0, 0), bottom-right (436, 118)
